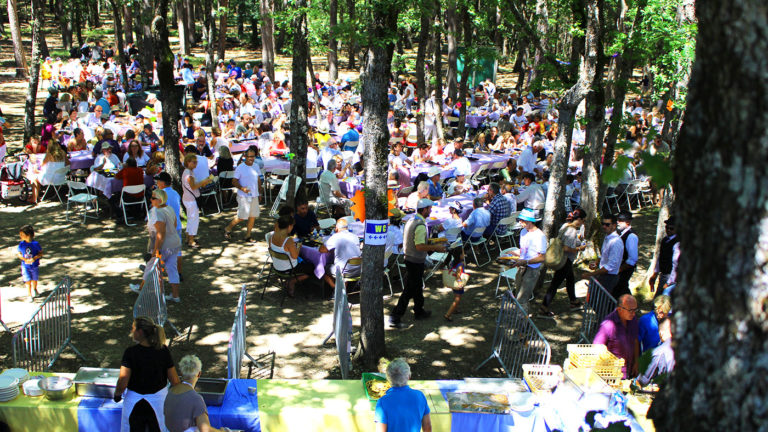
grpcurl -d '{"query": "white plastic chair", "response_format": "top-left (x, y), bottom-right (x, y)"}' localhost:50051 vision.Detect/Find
top-left (218, 170), bottom-right (238, 207)
top-left (266, 168), bottom-right (289, 203)
top-left (41, 165), bottom-right (69, 203)
top-left (318, 217), bottom-right (336, 232)
top-left (495, 265), bottom-right (519, 297)
top-left (66, 181), bottom-right (100, 223)
top-left (492, 215), bottom-right (519, 256)
top-left (269, 175), bottom-right (302, 218)
top-left (120, 184), bottom-right (148, 226)
top-left (199, 176), bottom-right (221, 215)
top-left (470, 163), bottom-right (491, 188)
top-left (305, 166), bottom-right (321, 196)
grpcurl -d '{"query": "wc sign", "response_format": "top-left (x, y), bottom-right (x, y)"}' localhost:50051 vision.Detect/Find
top-left (364, 219), bottom-right (389, 245)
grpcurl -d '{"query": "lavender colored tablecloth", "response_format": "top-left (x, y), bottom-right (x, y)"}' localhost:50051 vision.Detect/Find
top-left (465, 114), bottom-right (488, 129)
top-left (86, 171), bottom-right (155, 198)
top-left (299, 246), bottom-right (333, 279)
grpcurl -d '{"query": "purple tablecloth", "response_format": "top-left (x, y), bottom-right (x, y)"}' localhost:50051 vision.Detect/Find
top-left (339, 179), bottom-right (363, 198)
top-left (300, 246), bottom-right (333, 279)
top-left (409, 153), bottom-right (510, 181)
top-left (86, 171), bottom-right (155, 198)
top-left (466, 114), bottom-right (488, 129)
top-left (69, 150), bottom-right (95, 170)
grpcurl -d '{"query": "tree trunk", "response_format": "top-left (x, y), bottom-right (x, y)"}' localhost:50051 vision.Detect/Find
top-left (56, 0), bottom-right (72, 50)
top-left (38, 8), bottom-right (49, 59)
top-left (176, 0), bottom-right (190, 55)
top-left (152, 0), bottom-right (184, 189)
top-left (250, 14), bottom-right (259, 47)
top-left (237, 0), bottom-right (244, 35)
top-left (140, 0), bottom-right (156, 83)
top-left (456, 7), bottom-right (472, 141)
top-left (346, 0), bottom-right (356, 69)
top-left (110, 0), bottom-right (129, 90)
top-left (649, 0), bottom-right (768, 429)
top-left (356, 0), bottom-right (398, 371)
top-left (328, 0), bottom-right (338, 80)
top-left (186, 0), bottom-right (195, 45)
top-left (568, 0), bottom-right (586, 83)
top-left (8, 0), bottom-right (27, 77)
top-left (432, 1), bottom-right (445, 140)
top-left (514, 39), bottom-right (528, 94)
top-left (306, 52), bottom-right (323, 126)
top-left (217, 0), bottom-right (229, 61)
top-left (415, 2), bottom-right (431, 147)
top-left (444, 0), bottom-right (458, 100)
top-left (541, 0), bottom-right (601, 239)
top-left (124, 4), bottom-right (133, 44)
top-left (643, 185), bottom-right (674, 282)
top-left (204, 0), bottom-right (218, 120)
top-left (260, 0), bottom-right (275, 81)
top-left (527, 0), bottom-right (549, 89)
top-left (88, 0), bottom-right (99, 28)
top-left (23, 0), bottom-right (43, 145)
top-left (287, 0), bottom-right (309, 207)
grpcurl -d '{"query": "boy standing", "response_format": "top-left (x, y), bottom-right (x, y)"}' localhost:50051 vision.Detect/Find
top-left (17, 225), bottom-right (43, 300)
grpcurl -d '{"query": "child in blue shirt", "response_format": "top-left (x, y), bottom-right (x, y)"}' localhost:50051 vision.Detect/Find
top-left (17, 225), bottom-right (43, 300)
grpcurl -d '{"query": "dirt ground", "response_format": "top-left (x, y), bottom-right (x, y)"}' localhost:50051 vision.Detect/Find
top-left (0, 23), bottom-right (660, 380)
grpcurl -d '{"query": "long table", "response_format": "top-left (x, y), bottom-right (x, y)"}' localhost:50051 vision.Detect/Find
top-left (86, 171), bottom-right (155, 199)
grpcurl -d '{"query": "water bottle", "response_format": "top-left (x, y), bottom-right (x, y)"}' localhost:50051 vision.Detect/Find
top-left (608, 391), bottom-right (628, 417)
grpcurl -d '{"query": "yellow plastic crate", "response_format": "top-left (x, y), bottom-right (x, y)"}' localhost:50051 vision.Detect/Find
top-left (522, 364), bottom-right (563, 395)
top-left (567, 344), bottom-right (624, 372)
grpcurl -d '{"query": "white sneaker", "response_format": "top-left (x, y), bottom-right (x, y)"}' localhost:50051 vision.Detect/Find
top-left (164, 294), bottom-right (180, 303)
top-left (129, 284), bottom-right (141, 294)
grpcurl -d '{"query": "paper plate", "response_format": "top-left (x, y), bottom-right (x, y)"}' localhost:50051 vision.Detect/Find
top-left (1, 369), bottom-right (29, 383)
top-left (0, 376), bottom-right (19, 390)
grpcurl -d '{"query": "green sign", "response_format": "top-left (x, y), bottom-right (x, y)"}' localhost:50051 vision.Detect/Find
top-left (457, 46), bottom-right (498, 88)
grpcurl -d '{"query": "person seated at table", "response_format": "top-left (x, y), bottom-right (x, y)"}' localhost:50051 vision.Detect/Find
top-left (634, 317), bottom-right (675, 388)
top-left (92, 145), bottom-right (121, 172)
top-left (319, 218), bottom-right (362, 287)
top-left (193, 129), bottom-right (214, 159)
top-left (216, 145), bottom-right (235, 186)
top-left (638, 294), bottom-right (672, 353)
top-left (164, 354), bottom-right (231, 432)
top-left (30, 143), bottom-right (69, 203)
top-left (461, 197), bottom-right (490, 241)
top-left (66, 127), bottom-right (88, 151)
top-left (374, 358), bottom-right (432, 432)
top-left (447, 173), bottom-right (472, 196)
top-left (412, 144), bottom-right (432, 164)
top-left (473, 133), bottom-right (489, 152)
top-left (514, 172), bottom-right (545, 212)
top-left (319, 139), bottom-right (342, 169)
top-left (428, 138), bottom-right (448, 160)
top-left (340, 121), bottom-right (360, 152)
top-left (123, 139), bottom-right (150, 167)
top-left (138, 123), bottom-right (161, 151)
top-left (113, 157), bottom-right (147, 212)
top-left (271, 214), bottom-right (315, 297)
top-left (435, 202), bottom-right (464, 242)
top-left (500, 158), bottom-right (520, 184)
top-left (446, 148), bottom-right (472, 178)
top-left (291, 199), bottom-right (321, 238)
top-left (388, 142), bottom-right (411, 169)
top-left (405, 182), bottom-right (430, 211)
top-left (145, 151), bottom-right (165, 176)
top-left (319, 159), bottom-right (352, 218)
top-left (594, 294), bottom-right (640, 379)
top-left (114, 316), bottom-right (180, 432)
top-left (92, 129), bottom-right (122, 158)
top-left (426, 167), bottom-right (443, 201)
top-left (24, 136), bottom-right (47, 154)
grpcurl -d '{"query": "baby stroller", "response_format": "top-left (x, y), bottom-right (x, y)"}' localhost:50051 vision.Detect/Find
top-left (0, 154), bottom-right (31, 204)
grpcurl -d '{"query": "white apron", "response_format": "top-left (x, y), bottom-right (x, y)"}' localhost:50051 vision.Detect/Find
top-left (121, 386), bottom-right (169, 432)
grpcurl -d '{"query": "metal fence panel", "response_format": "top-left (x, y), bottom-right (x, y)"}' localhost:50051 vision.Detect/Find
top-left (334, 269), bottom-right (352, 379)
top-left (133, 258), bottom-right (181, 337)
top-left (579, 277), bottom-right (618, 343)
top-left (476, 291), bottom-right (551, 378)
top-left (12, 277), bottom-right (85, 371)
top-left (227, 285), bottom-right (249, 380)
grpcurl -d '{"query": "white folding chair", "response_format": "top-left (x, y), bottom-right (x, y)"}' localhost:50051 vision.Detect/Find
top-left (495, 265), bottom-right (519, 297)
top-left (383, 250), bottom-right (397, 298)
top-left (120, 184), bottom-right (148, 226)
top-left (269, 175), bottom-right (302, 218)
top-left (66, 181), bottom-right (100, 223)
top-left (316, 181), bottom-right (333, 217)
top-left (492, 215), bottom-right (518, 256)
top-left (41, 165), bottom-right (69, 203)
top-left (218, 170), bottom-right (238, 208)
top-left (305, 166), bottom-right (321, 196)
top-left (470, 163), bottom-right (491, 188)
top-left (488, 160), bottom-right (507, 181)
top-left (424, 236), bottom-right (463, 282)
top-left (465, 226), bottom-right (492, 267)
top-left (257, 232), bottom-right (274, 280)
top-left (199, 176), bottom-right (221, 215)
top-left (318, 217), bottom-right (336, 233)
top-left (266, 168), bottom-right (289, 203)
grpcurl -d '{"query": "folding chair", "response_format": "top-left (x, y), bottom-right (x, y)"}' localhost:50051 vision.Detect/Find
top-left (41, 165), bottom-right (69, 203)
top-left (218, 171), bottom-right (238, 208)
top-left (604, 188), bottom-right (621, 214)
top-left (66, 181), bottom-right (100, 223)
top-left (488, 160), bottom-right (507, 182)
top-left (199, 176), bottom-right (221, 215)
top-left (269, 175), bottom-right (302, 218)
top-left (492, 215), bottom-right (519, 256)
top-left (305, 166), bottom-right (321, 197)
top-left (465, 226), bottom-right (492, 267)
top-left (424, 228), bottom-right (462, 282)
top-left (316, 181), bottom-right (333, 218)
top-left (470, 164), bottom-right (491, 188)
top-left (318, 217), bottom-right (336, 233)
top-left (383, 250), bottom-right (398, 298)
top-left (120, 184), bottom-right (148, 226)
top-left (262, 248), bottom-right (298, 307)
top-left (257, 232), bottom-right (274, 280)
top-left (266, 168), bottom-right (289, 203)
top-left (494, 265), bottom-right (519, 297)
top-left (342, 257), bottom-right (363, 296)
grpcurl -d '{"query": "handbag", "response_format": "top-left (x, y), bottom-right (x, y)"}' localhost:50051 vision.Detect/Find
top-left (545, 226), bottom-right (568, 270)
top-left (442, 265), bottom-right (469, 289)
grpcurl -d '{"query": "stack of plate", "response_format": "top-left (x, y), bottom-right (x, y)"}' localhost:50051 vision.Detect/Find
top-left (0, 376), bottom-right (20, 402)
top-left (23, 379), bottom-right (43, 397)
top-left (1, 369), bottom-right (30, 386)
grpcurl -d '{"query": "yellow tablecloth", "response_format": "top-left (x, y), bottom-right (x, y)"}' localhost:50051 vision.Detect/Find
top-left (0, 372), bottom-right (79, 432)
top-left (257, 379), bottom-right (451, 432)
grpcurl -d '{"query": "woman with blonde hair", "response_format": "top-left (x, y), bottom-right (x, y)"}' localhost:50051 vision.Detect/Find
top-left (145, 151), bottom-right (165, 176)
top-left (182, 153), bottom-right (214, 248)
top-left (164, 355), bottom-right (231, 432)
top-left (148, 189), bottom-right (183, 301)
top-left (30, 142), bottom-right (68, 202)
top-left (114, 316), bottom-right (180, 432)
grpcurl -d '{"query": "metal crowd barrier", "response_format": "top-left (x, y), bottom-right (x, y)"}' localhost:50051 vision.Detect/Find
top-left (331, 269), bottom-right (352, 379)
top-left (227, 285), bottom-right (275, 380)
top-left (12, 277), bottom-right (86, 371)
top-left (133, 258), bottom-right (181, 338)
top-left (579, 277), bottom-right (618, 343)
top-left (476, 291), bottom-right (551, 378)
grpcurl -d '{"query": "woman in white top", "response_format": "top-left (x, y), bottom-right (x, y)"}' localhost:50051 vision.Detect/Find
top-left (539, 208), bottom-right (588, 316)
top-left (31, 143), bottom-right (69, 203)
top-left (123, 139), bottom-right (150, 167)
top-left (181, 153), bottom-right (214, 248)
top-left (437, 202), bottom-right (464, 242)
top-left (270, 214), bottom-right (315, 297)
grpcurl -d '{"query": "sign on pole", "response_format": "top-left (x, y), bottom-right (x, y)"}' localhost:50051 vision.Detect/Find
top-left (364, 219), bottom-right (388, 245)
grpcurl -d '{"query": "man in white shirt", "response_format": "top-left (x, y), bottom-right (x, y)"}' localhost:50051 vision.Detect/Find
top-left (614, 212), bottom-right (639, 298)
top-left (512, 107), bottom-right (528, 129)
top-left (517, 142), bottom-right (541, 175)
top-left (319, 218), bottom-right (361, 286)
top-left (514, 173), bottom-right (545, 212)
top-left (512, 208), bottom-right (547, 313)
top-left (319, 159), bottom-right (351, 217)
top-left (582, 214), bottom-right (625, 295)
top-left (92, 146), bottom-right (121, 172)
top-left (225, 148), bottom-right (261, 242)
top-left (447, 149), bottom-right (472, 177)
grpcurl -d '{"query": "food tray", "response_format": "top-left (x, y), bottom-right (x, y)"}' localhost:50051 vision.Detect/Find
top-left (567, 344), bottom-right (624, 374)
top-left (564, 360), bottom-right (621, 389)
top-left (523, 364), bottom-right (563, 395)
top-left (362, 372), bottom-right (388, 402)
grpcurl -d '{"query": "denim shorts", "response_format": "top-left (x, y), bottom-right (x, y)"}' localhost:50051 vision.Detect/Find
top-left (21, 265), bottom-right (39, 282)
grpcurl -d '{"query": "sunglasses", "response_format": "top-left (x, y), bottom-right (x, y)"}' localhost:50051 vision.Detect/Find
top-left (620, 306), bottom-right (638, 313)
top-left (602, 222), bottom-right (613, 226)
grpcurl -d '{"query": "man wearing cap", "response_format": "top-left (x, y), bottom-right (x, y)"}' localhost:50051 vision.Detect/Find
top-left (390, 198), bottom-right (447, 328)
top-left (448, 173), bottom-right (472, 196)
top-left (340, 123), bottom-right (360, 152)
top-left (650, 217), bottom-right (680, 298)
top-left (461, 197), bottom-right (491, 241)
top-left (582, 214), bottom-right (624, 295)
top-left (513, 208), bottom-right (547, 312)
top-left (426, 167), bottom-right (443, 201)
top-left (614, 212), bottom-right (639, 298)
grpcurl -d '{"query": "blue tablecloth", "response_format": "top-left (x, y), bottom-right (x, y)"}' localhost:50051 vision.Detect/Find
top-left (77, 379), bottom-right (260, 432)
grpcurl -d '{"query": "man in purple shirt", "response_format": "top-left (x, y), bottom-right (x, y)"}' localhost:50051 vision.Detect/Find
top-left (593, 294), bottom-right (640, 378)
